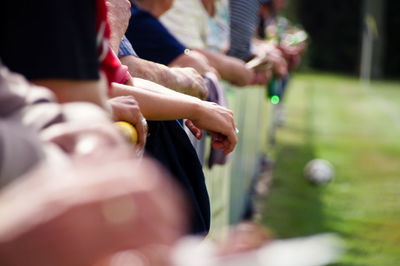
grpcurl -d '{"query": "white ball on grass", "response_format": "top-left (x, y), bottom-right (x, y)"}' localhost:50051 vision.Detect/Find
top-left (304, 159), bottom-right (334, 185)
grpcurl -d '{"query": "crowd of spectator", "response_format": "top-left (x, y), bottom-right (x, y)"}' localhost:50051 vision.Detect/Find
top-left (0, 0), bottom-right (307, 265)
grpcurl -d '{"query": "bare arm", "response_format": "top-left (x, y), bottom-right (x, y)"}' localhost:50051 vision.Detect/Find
top-left (110, 81), bottom-right (237, 154)
top-left (169, 50), bottom-right (213, 75)
top-left (111, 80), bottom-right (204, 121)
top-left (106, 0), bottom-right (132, 55)
top-left (194, 49), bottom-right (254, 87)
top-left (120, 55), bottom-right (208, 99)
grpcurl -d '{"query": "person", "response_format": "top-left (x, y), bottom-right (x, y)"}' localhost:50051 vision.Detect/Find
top-left (0, 45), bottom-right (189, 263)
top-left (260, 0), bottom-right (307, 72)
top-left (0, 57), bottom-right (136, 180)
top-left (0, 1), bottom-right (108, 108)
top-left (106, 0), bottom-right (238, 161)
top-left (228, 0), bottom-right (261, 62)
top-left (205, 0), bottom-right (230, 54)
top-left (124, 0), bottom-right (214, 75)
top-left (257, 0), bottom-right (307, 126)
top-left (114, 0), bottom-right (238, 233)
top-left (104, 0), bottom-right (238, 157)
top-left (0, 0), bottom-right (149, 151)
top-left (1, 0), bottom-right (238, 154)
top-left (2, 0), bottom-right (237, 233)
top-left (109, 80), bottom-right (237, 155)
top-left (159, 0), bottom-right (255, 87)
top-left (107, 0), bottom-right (209, 100)
top-left (120, 0), bottom-right (236, 144)
top-left (227, 0), bottom-right (288, 84)
top-left (0, 145), bottom-right (188, 266)
top-left (121, 0), bottom-right (230, 165)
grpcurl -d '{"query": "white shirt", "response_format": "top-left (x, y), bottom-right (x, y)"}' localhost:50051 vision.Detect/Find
top-left (160, 0), bottom-right (210, 49)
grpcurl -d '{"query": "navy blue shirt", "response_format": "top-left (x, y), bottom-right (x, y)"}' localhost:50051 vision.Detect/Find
top-left (125, 6), bottom-right (210, 234)
top-left (145, 121), bottom-right (210, 234)
top-left (125, 6), bottom-right (186, 66)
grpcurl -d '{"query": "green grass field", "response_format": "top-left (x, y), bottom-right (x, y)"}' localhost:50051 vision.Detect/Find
top-left (258, 72), bottom-right (400, 265)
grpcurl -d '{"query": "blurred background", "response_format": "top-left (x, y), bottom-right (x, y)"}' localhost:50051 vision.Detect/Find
top-left (285, 0), bottom-right (400, 79)
top-left (250, 0), bottom-right (400, 265)
top-left (2, 0), bottom-right (398, 265)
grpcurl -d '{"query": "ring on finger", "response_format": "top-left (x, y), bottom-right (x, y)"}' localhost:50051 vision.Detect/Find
top-left (142, 118), bottom-right (149, 136)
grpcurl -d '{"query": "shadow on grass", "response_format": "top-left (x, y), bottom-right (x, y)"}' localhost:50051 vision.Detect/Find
top-left (259, 84), bottom-right (330, 238)
top-left (260, 142), bottom-right (329, 238)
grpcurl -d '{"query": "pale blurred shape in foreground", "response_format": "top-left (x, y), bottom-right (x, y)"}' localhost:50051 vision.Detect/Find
top-left (172, 233), bottom-right (344, 266)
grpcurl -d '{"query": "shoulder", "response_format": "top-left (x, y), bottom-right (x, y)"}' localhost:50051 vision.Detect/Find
top-left (131, 7), bottom-right (158, 24)
top-left (126, 6), bottom-right (186, 65)
top-left (128, 7), bottom-right (183, 45)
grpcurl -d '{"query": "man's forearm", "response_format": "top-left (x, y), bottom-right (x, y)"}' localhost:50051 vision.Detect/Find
top-left (121, 56), bottom-right (172, 86)
top-left (106, 0), bottom-right (132, 55)
top-left (120, 56), bottom-right (207, 99)
top-left (169, 51), bottom-right (211, 75)
top-left (194, 49), bottom-right (254, 87)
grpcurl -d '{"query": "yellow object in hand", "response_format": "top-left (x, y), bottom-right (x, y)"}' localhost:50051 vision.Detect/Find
top-left (114, 121), bottom-right (138, 145)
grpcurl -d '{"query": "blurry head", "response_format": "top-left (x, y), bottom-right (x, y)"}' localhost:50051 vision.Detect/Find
top-left (259, 0), bottom-right (273, 20)
top-left (259, 3), bottom-right (272, 20)
top-left (273, 0), bottom-right (286, 12)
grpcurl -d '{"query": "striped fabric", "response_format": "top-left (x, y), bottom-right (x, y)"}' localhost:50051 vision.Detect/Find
top-left (118, 35), bottom-right (138, 58)
top-left (227, 0), bottom-right (261, 61)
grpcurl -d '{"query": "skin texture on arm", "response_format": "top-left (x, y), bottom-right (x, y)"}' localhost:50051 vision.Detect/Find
top-left (169, 50), bottom-right (214, 75)
top-left (107, 0), bottom-right (208, 99)
top-left (194, 48), bottom-right (255, 87)
top-left (120, 55), bottom-right (208, 100)
top-left (110, 81), bottom-right (237, 155)
top-left (111, 79), bottom-right (208, 120)
top-left (106, 0), bottom-right (132, 55)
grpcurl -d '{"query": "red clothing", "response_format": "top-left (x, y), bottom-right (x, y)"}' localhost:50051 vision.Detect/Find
top-left (96, 0), bottom-right (131, 92)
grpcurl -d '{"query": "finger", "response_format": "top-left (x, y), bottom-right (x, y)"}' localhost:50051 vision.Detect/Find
top-left (211, 138), bottom-right (233, 156)
top-left (224, 129), bottom-right (238, 155)
top-left (211, 140), bottom-right (225, 150)
top-left (212, 137), bottom-right (232, 154)
top-left (210, 131), bottom-right (234, 155)
top-left (185, 120), bottom-right (202, 139)
top-left (198, 81), bottom-right (209, 100)
top-left (209, 132), bottom-right (224, 140)
top-left (135, 116), bottom-right (147, 152)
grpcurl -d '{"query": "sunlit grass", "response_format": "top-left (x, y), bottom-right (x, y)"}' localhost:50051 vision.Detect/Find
top-left (258, 72), bottom-right (400, 265)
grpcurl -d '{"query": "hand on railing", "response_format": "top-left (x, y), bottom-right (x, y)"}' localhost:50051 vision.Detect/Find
top-left (114, 121), bottom-right (138, 145)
